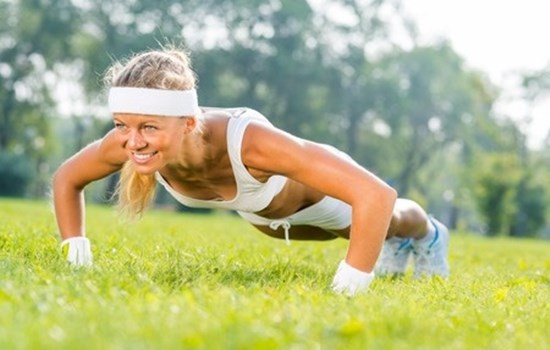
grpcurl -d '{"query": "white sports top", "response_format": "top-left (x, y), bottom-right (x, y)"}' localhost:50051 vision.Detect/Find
top-left (155, 108), bottom-right (287, 213)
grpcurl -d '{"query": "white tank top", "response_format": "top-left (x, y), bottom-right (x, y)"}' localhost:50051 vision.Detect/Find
top-left (155, 108), bottom-right (287, 213)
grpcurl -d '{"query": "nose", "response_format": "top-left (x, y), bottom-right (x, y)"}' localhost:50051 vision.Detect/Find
top-left (126, 130), bottom-right (146, 150)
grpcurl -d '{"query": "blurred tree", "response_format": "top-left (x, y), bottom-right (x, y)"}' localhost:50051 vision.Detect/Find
top-left (190, 0), bottom-right (336, 140)
top-left (504, 64), bottom-right (550, 236)
top-left (0, 0), bottom-right (82, 196)
top-left (302, 0), bottom-right (402, 152)
top-left (509, 171), bottom-right (547, 237)
top-left (0, 151), bottom-right (35, 197)
top-left (469, 120), bottom-right (548, 236)
top-left (353, 44), bottom-right (496, 196)
top-left (471, 152), bottom-right (521, 236)
top-left (522, 64), bottom-right (550, 100)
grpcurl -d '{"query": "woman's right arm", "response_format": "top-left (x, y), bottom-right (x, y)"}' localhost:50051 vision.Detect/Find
top-left (52, 129), bottom-right (127, 241)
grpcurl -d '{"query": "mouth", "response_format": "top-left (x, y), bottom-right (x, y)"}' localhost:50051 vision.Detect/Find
top-left (131, 151), bottom-right (158, 165)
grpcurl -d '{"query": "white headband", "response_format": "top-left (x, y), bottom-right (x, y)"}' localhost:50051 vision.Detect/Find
top-left (108, 87), bottom-right (201, 117)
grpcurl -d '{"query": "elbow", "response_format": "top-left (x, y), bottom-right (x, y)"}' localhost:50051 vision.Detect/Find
top-left (354, 179), bottom-right (397, 213)
top-left (52, 165), bottom-right (67, 190)
top-left (385, 182), bottom-right (398, 202)
top-left (376, 181), bottom-right (398, 208)
top-left (52, 165), bottom-right (67, 197)
top-left (52, 163), bottom-right (82, 195)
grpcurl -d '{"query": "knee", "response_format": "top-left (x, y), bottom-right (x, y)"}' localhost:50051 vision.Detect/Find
top-left (390, 199), bottom-right (429, 237)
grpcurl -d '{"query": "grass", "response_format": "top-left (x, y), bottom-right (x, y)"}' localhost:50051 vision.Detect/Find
top-left (0, 197), bottom-right (549, 350)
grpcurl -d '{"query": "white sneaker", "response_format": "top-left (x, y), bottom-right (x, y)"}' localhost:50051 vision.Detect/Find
top-left (375, 237), bottom-right (413, 276)
top-left (412, 216), bottom-right (450, 278)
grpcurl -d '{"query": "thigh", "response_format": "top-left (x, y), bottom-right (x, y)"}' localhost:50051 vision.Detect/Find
top-left (252, 224), bottom-right (343, 241)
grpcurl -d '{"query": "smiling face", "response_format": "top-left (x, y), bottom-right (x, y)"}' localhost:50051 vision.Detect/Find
top-left (113, 114), bottom-right (191, 175)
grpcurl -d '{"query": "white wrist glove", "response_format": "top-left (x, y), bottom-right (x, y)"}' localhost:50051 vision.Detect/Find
top-left (60, 237), bottom-right (93, 266)
top-left (331, 260), bottom-right (375, 296)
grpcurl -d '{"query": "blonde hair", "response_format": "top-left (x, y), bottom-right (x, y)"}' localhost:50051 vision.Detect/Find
top-left (107, 48), bottom-right (198, 219)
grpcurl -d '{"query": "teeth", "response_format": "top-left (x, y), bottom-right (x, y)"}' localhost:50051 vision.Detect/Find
top-left (133, 153), bottom-right (154, 160)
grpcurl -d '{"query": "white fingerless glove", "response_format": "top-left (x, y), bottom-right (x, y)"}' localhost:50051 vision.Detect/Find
top-left (331, 260), bottom-right (375, 296)
top-left (60, 237), bottom-right (93, 266)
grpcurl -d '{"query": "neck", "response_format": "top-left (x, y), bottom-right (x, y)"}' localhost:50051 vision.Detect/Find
top-left (165, 126), bottom-right (213, 176)
top-left (161, 113), bottom-right (227, 181)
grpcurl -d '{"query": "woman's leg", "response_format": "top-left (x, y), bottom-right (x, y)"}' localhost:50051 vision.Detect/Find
top-left (247, 197), bottom-right (449, 277)
top-left (387, 198), bottom-right (431, 239)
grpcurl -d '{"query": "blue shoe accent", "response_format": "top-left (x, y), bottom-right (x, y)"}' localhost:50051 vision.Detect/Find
top-left (375, 237), bottom-right (413, 276)
top-left (397, 238), bottom-right (413, 253)
top-left (412, 216), bottom-right (450, 278)
top-left (427, 218), bottom-right (439, 250)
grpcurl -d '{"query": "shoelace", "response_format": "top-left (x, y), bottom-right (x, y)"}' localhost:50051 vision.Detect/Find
top-left (269, 219), bottom-right (291, 246)
top-left (413, 228), bottom-right (440, 256)
top-left (395, 238), bottom-right (413, 256)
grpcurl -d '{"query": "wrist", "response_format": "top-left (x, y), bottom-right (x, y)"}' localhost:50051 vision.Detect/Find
top-left (331, 259), bottom-right (375, 296)
top-left (61, 236), bottom-right (89, 247)
top-left (61, 236), bottom-right (93, 266)
top-left (339, 260), bottom-right (375, 279)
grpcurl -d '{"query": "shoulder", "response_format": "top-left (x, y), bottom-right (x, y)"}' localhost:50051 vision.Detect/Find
top-left (240, 119), bottom-right (309, 176)
top-left (200, 110), bottom-right (231, 144)
top-left (93, 128), bottom-right (128, 166)
top-left (55, 128), bottom-right (127, 185)
top-left (242, 118), bottom-right (302, 150)
top-left (201, 108), bottom-right (283, 158)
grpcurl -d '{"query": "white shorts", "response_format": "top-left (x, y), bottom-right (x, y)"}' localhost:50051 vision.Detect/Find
top-left (237, 195), bottom-right (351, 230)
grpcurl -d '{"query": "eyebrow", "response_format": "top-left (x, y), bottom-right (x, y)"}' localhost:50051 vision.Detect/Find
top-left (113, 117), bottom-right (163, 125)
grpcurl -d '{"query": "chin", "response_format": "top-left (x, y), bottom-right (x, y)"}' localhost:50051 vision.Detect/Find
top-left (132, 164), bottom-right (160, 176)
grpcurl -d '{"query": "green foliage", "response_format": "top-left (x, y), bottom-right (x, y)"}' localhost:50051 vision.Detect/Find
top-left (467, 117), bottom-right (549, 237)
top-left (470, 150), bottom-right (548, 237)
top-left (0, 0), bottom-right (76, 146)
top-left (0, 152), bottom-right (36, 197)
top-left (522, 64), bottom-right (550, 100)
top-left (472, 153), bottom-right (522, 235)
top-left (0, 0), bottom-right (75, 196)
top-left (191, 0), bottom-right (333, 139)
top-left (510, 174), bottom-right (547, 236)
top-left (354, 43), bottom-right (496, 196)
top-left (1, 199), bottom-right (549, 349)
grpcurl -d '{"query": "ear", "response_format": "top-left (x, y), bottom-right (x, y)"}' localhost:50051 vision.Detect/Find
top-left (183, 117), bottom-right (197, 133)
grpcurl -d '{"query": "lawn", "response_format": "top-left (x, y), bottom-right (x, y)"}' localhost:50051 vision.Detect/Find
top-left (0, 198), bottom-right (549, 350)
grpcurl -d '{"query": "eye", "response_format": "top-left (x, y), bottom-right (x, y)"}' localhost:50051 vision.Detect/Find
top-left (143, 125), bottom-right (157, 131)
top-left (113, 122), bottom-right (128, 132)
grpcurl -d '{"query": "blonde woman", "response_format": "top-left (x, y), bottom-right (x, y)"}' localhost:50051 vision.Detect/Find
top-left (52, 48), bottom-right (450, 296)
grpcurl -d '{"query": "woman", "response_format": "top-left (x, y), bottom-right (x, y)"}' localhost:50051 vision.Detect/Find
top-left (52, 48), bottom-right (449, 296)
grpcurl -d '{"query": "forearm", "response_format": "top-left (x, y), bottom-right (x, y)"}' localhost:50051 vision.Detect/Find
top-left (52, 174), bottom-right (94, 266)
top-left (52, 174), bottom-right (86, 240)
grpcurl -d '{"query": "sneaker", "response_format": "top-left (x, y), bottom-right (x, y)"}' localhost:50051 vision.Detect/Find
top-left (375, 237), bottom-right (413, 276)
top-left (412, 216), bottom-right (450, 278)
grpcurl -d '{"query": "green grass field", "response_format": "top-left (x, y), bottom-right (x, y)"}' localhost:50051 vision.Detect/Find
top-left (0, 198), bottom-right (549, 350)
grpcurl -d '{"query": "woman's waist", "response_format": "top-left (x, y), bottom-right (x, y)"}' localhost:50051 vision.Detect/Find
top-left (252, 180), bottom-right (325, 219)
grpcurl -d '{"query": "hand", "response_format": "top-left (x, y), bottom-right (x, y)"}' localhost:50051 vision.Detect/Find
top-left (60, 237), bottom-right (93, 266)
top-left (331, 260), bottom-right (375, 296)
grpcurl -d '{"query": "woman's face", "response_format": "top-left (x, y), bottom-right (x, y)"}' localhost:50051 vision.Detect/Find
top-left (112, 114), bottom-right (188, 174)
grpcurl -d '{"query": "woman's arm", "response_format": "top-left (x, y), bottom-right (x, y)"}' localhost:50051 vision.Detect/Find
top-left (52, 130), bottom-right (126, 241)
top-left (241, 121), bottom-right (397, 274)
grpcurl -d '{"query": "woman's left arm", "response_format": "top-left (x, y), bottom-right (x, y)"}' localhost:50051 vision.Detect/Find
top-left (242, 122), bottom-right (397, 280)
